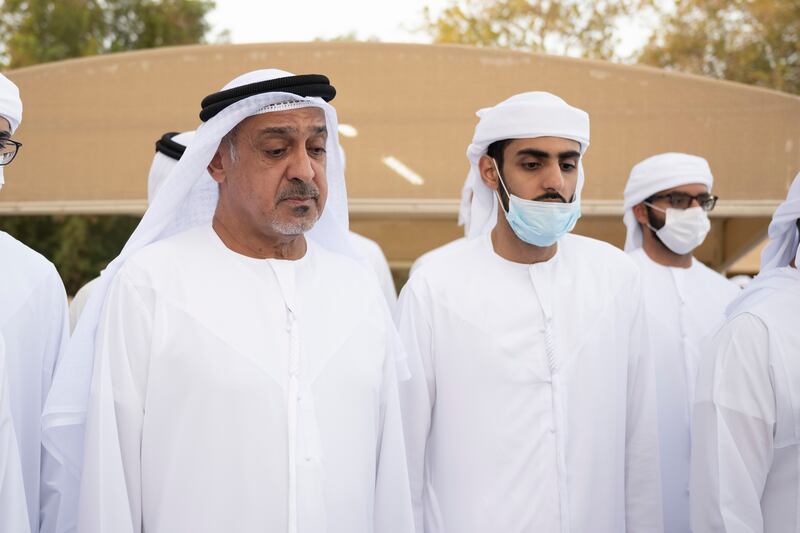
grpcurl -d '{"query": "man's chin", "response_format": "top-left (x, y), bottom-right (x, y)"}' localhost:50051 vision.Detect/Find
top-left (270, 215), bottom-right (319, 236)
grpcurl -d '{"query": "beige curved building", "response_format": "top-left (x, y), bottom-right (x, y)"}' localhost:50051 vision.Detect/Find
top-left (2, 42), bottom-right (799, 275)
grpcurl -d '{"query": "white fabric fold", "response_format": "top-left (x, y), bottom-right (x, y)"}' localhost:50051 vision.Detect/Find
top-left (0, 231), bottom-right (71, 533)
top-left (147, 131), bottom-right (196, 202)
top-left (623, 153), bottom-right (714, 252)
top-left (0, 73), bottom-right (22, 134)
top-left (760, 172), bottom-right (800, 271)
top-left (462, 92), bottom-right (590, 238)
top-left (69, 130), bottom-right (215, 332)
top-left (338, 146), bottom-right (397, 309)
top-left (0, 334), bottom-right (31, 533)
top-left (725, 172), bottom-right (800, 319)
top-left (629, 248), bottom-right (739, 533)
top-left (690, 272), bottom-right (800, 533)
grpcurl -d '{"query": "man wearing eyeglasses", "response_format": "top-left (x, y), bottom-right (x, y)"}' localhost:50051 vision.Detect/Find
top-left (0, 72), bottom-right (70, 533)
top-left (622, 152), bottom-right (740, 533)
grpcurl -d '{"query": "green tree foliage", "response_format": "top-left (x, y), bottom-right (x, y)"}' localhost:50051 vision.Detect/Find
top-left (0, 1), bottom-right (104, 66)
top-left (106, 0), bottom-right (214, 53)
top-left (0, 0), bottom-right (214, 68)
top-left (425, 0), bottom-right (799, 94)
top-left (0, 0), bottom-right (216, 294)
top-left (639, 0), bottom-right (800, 94)
top-left (0, 215), bottom-right (140, 294)
top-left (422, 0), bottom-right (645, 61)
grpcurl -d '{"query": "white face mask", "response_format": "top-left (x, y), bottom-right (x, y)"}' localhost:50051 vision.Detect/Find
top-left (0, 166), bottom-right (4, 191)
top-left (645, 204), bottom-right (710, 255)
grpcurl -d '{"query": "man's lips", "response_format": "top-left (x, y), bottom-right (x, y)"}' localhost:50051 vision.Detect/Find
top-left (281, 196), bottom-right (317, 205)
top-left (533, 195), bottom-right (567, 203)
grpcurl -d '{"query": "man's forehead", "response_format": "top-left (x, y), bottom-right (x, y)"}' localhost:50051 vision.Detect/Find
top-left (656, 183), bottom-right (710, 195)
top-left (0, 116), bottom-right (10, 134)
top-left (507, 136), bottom-right (581, 154)
top-left (243, 107), bottom-right (326, 133)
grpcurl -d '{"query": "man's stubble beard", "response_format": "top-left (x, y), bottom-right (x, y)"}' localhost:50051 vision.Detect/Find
top-left (269, 204), bottom-right (321, 235)
top-left (270, 180), bottom-right (322, 235)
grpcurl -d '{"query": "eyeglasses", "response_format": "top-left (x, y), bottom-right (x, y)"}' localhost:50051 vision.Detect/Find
top-left (645, 192), bottom-right (718, 212)
top-left (0, 139), bottom-right (22, 166)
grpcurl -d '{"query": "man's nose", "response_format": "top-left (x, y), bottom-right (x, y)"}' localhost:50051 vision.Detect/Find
top-left (541, 162), bottom-right (565, 191)
top-left (286, 147), bottom-right (315, 183)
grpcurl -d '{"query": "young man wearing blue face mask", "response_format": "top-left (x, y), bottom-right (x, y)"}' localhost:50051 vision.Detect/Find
top-left (622, 153), bottom-right (740, 533)
top-left (397, 92), bottom-right (663, 533)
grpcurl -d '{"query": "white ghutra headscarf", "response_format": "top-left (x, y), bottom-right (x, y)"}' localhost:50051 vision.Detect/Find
top-left (147, 130), bottom-right (196, 202)
top-left (0, 73), bottom-right (22, 133)
top-left (726, 172), bottom-right (800, 318)
top-left (760, 171), bottom-right (800, 271)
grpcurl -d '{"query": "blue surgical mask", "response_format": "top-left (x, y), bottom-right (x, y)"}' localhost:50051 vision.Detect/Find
top-left (493, 158), bottom-right (581, 247)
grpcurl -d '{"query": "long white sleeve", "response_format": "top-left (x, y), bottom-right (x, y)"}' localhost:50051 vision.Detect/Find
top-left (625, 280), bottom-right (664, 533)
top-left (38, 269), bottom-right (72, 533)
top-left (374, 334), bottom-right (416, 533)
top-left (0, 338), bottom-right (30, 533)
top-left (396, 279), bottom-right (436, 533)
top-left (690, 313), bottom-right (774, 533)
top-left (78, 271), bottom-right (154, 533)
top-left (349, 233), bottom-right (397, 313)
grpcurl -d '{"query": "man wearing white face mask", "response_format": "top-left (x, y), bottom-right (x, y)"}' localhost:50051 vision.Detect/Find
top-left (690, 173), bottom-right (800, 533)
top-left (398, 92), bottom-right (663, 533)
top-left (622, 153), bottom-right (740, 533)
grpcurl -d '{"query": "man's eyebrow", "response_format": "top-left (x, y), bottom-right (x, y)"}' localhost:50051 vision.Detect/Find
top-left (0, 130), bottom-right (10, 139)
top-left (558, 150), bottom-right (581, 160)
top-left (257, 126), bottom-right (297, 136)
top-left (515, 148), bottom-right (581, 160)
top-left (516, 148), bottom-right (551, 159)
top-left (256, 125), bottom-right (327, 137)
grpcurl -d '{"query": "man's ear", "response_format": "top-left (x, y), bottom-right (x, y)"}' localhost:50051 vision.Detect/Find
top-left (479, 154), bottom-right (499, 191)
top-left (207, 146), bottom-right (227, 184)
top-left (633, 203), bottom-right (649, 225)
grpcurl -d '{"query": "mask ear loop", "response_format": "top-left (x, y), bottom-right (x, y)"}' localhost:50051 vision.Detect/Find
top-left (492, 158), bottom-right (512, 214)
top-left (643, 201), bottom-right (667, 234)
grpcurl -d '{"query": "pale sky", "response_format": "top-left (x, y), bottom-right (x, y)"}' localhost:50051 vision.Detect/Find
top-left (207, 0), bottom-right (450, 45)
top-left (207, 0), bottom-right (652, 59)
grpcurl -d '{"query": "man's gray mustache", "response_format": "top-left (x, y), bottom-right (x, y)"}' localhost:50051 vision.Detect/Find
top-left (276, 183), bottom-right (320, 202)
